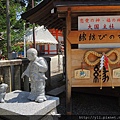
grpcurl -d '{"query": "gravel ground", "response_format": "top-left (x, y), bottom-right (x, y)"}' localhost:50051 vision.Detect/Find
top-left (50, 74), bottom-right (120, 119)
top-left (57, 91), bottom-right (120, 115)
top-left (50, 72), bottom-right (120, 119)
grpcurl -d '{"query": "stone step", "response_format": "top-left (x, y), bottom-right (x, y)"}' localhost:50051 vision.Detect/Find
top-left (47, 85), bottom-right (65, 96)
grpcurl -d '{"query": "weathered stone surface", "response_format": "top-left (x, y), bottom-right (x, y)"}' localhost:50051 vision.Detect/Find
top-left (0, 90), bottom-right (59, 120)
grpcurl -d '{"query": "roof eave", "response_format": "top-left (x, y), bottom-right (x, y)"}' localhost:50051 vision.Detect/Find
top-left (54, 1), bottom-right (120, 7)
top-left (21, 0), bottom-right (53, 20)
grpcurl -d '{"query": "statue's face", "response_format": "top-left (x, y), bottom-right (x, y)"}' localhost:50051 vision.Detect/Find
top-left (27, 48), bottom-right (37, 61)
top-left (27, 52), bottom-right (36, 61)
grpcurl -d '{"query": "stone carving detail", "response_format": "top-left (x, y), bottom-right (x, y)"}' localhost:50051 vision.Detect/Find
top-left (0, 80), bottom-right (8, 103)
top-left (21, 48), bottom-right (48, 103)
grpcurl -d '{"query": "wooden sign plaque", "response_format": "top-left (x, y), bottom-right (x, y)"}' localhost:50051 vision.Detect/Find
top-left (113, 68), bottom-right (120, 78)
top-left (74, 69), bottom-right (90, 79)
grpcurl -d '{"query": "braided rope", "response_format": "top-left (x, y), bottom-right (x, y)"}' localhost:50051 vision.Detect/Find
top-left (107, 50), bottom-right (119, 64)
top-left (84, 50), bottom-right (119, 66)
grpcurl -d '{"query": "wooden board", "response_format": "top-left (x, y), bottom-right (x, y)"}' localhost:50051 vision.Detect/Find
top-left (67, 30), bottom-right (120, 44)
top-left (57, 6), bottom-right (120, 13)
top-left (70, 48), bottom-right (120, 87)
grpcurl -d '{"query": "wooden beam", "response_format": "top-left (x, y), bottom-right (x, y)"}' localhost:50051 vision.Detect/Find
top-left (47, 19), bottom-right (63, 28)
top-left (33, 12), bottom-right (52, 24)
top-left (46, 17), bottom-right (60, 27)
top-left (0, 59), bottom-right (22, 67)
top-left (40, 15), bottom-right (59, 27)
top-left (54, 23), bottom-right (64, 29)
top-left (58, 13), bottom-right (66, 18)
top-left (66, 8), bottom-right (72, 115)
top-left (57, 5), bottom-right (120, 13)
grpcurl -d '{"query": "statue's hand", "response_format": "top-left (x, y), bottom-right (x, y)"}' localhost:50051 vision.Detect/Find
top-left (33, 61), bottom-right (38, 65)
top-left (21, 73), bottom-right (25, 79)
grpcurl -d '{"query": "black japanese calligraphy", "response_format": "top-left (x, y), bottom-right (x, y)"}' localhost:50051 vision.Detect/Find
top-left (89, 33), bottom-right (95, 40)
top-left (98, 34), bottom-right (107, 40)
top-left (79, 32), bottom-right (86, 41)
top-left (109, 35), bottom-right (115, 39)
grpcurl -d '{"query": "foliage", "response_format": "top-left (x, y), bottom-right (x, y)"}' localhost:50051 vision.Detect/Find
top-left (0, 0), bottom-right (43, 57)
top-left (12, 45), bottom-right (23, 52)
top-left (0, 0), bottom-right (26, 56)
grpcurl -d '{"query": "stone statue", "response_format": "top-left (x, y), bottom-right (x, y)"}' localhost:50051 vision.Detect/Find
top-left (0, 78), bottom-right (8, 103)
top-left (21, 48), bottom-right (48, 103)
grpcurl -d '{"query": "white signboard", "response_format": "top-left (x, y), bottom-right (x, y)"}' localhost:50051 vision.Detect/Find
top-left (78, 16), bottom-right (120, 30)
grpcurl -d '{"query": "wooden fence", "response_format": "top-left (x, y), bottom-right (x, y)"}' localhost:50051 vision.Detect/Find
top-left (0, 57), bottom-right (51, 92)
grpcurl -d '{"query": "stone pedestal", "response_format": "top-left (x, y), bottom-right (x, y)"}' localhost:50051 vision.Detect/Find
top-left (0, 90), bottom-right (60, 120)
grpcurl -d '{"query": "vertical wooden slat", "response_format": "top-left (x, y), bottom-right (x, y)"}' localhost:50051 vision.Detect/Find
top-left (14, 65), bottom-right (21, 90)
top-left (23, 76), bottom-right (30, 91)
top-left (3, 66), bottom-right (12, 92)
top-left (62, 27), bottom-right (66, 82)
top-left (66, 8), bottom-right (72, 115)
top-left (23, 64), bottom-right (30, 92)
top-left (44, 57), bottom-right (51, 88)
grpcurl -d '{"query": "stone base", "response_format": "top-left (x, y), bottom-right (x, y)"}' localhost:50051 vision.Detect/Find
top-left (0, 90), bottom-right (60, 120)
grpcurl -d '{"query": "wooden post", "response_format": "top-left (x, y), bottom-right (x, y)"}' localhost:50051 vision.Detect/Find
top-left (62, 27), bottom-right (66, 82)
top-left (66, 8), bottom-right (72, 115)
top-left (3, 66), bottom-right (12, 92)
top-left (14, 65), bottom-right (21, 90)
top-left (56, 29), bottom-right (61, 72)
top-left (22, 64), bottom-right (30, 91)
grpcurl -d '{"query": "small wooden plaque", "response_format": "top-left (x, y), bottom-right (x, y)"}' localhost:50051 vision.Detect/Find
top-left (74, 69), bottom-right (90, 79)
top-left (113, 68), bottom-right (120, 78)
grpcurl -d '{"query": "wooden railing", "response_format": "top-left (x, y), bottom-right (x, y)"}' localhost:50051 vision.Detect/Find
top-left (0, 57), bottom-right (51, 92)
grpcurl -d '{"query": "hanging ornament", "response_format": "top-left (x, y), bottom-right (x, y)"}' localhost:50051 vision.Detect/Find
top-left (102, 66), bottom-right (109, 82)
top-left (93, 65), bottom-right (99, 83)
top-left (100, 55), bottom-right (104, 70)
top-left (104, 55), bottom-right (109, 71)
top-left (80, 62), bottom-right (86, 77)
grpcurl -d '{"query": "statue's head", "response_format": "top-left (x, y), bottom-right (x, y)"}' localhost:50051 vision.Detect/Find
top-left (27, 48), bottom-right (38, 61)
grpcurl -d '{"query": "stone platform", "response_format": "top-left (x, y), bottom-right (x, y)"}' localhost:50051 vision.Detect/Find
top-left (0, 90), bottom-right (60, 120)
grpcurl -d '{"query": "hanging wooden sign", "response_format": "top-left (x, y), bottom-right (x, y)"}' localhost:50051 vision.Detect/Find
top-left (113, 68), bottom-right (120, 78)
top-left (67, 30), bottom-right (120, 44)
top-left (74, 69), bottom-right (90, 79)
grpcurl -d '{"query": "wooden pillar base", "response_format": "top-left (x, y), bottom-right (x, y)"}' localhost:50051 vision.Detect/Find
top-left (118, 96), bottom-right (120, 106)
top-left (67, 112), bottom-right (72, 115)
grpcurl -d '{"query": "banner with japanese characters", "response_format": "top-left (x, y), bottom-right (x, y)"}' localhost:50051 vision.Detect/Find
top-left (67, 30), bottom-right (120, 44)
top-left (78, 16), bottom-right (120, 30)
